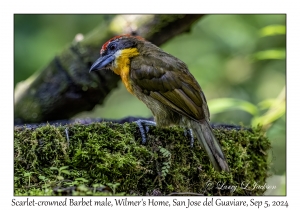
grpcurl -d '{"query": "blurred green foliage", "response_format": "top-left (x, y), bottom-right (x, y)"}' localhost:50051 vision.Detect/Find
top-left (14, 14), bottom-right (286, 195)
top-left (14, 14), bottom-right (114, 85)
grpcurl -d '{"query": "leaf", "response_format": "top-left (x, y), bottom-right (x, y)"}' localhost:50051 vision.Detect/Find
top-left (208, 98), bottom-right (258, 116)
top-left (252, 87), bottom-right (285, 127)
top-left (252, 101), bottom-right (285, 127)
top-left (61, 170), bottom-right (71, 175)
top-left (50, 167), bottom-right (58, 171)
top-left (253, 49), bottom-right (285, 60)
top-left (75, 177), bottom-right (89, 182)
top-left (77, 184), bottom-right (88, 192)
top-left (258, 99), bottom-right (278, 110)
top-left (92, 183), bottom-right (105, 188)
top-left (23, 172), bottom-right (32, 177)
top-left (59, 166), bottom-right (69, 171)
top-left (260, 25), bottom-right (286, 37)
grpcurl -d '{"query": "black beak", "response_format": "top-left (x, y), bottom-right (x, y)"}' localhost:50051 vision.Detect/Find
top-left (89, 54), bottom-right (115, 72)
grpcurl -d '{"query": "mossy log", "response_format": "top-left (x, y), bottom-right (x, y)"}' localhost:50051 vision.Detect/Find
top-left (14, 121), bottom-right (271, 196)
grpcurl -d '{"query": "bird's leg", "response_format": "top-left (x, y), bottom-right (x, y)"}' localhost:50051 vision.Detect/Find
top-left (65, 128), bottom-right (70, 148)
top-left (184, 128), bottom-right (194, 147)
top-left (135, 120), bottom-right (156, 144)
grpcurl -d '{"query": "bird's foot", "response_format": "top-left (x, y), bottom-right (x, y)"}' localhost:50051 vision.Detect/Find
top-left (135, 120), bottom-right (156, 144)
top-left (65, 128), bottom-right (70, 148)
top-left (184, 128), bottom-right (194, 147)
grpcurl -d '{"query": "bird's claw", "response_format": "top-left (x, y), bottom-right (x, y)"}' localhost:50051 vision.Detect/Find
top-left (135, 120), bottom-right (194, 147)
top-left (135, 120), bottom-right (156, 144)
top-left (184, 128), bottom-right (194, 147)
top-left (65, 128), bottom-right (69, 148)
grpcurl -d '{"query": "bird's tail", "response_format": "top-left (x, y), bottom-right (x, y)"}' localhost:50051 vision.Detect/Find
top-left (190, 120), bottom-right (229, 172)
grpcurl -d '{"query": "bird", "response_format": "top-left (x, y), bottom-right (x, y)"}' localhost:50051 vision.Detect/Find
top-left (89, 34), bottom-right (229, 172)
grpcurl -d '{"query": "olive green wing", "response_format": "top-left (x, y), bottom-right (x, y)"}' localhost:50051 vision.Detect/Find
top-left (130, 54), bottom-right (210, 121)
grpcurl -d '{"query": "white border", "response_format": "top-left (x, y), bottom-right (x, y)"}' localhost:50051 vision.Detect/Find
top-left (2, 0), bottom-right (298, 209)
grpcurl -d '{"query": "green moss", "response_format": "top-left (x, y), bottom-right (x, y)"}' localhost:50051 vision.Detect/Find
top-left (14, 122), bottom-right (271, 196)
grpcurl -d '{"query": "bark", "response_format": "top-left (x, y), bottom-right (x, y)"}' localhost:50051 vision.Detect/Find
top-left (14, 14), bottom-right (204, 124)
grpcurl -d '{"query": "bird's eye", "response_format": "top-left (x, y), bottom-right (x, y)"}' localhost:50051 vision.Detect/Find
top-left (109, 43), bottom-right (116, 51)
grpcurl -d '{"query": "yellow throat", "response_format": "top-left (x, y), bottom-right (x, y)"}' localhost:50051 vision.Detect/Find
top-left (112, 48), bottom-right (139, 94)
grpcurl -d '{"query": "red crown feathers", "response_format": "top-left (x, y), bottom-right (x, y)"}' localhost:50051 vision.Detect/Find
top-left (100, 34), bottom-right (144, 54)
